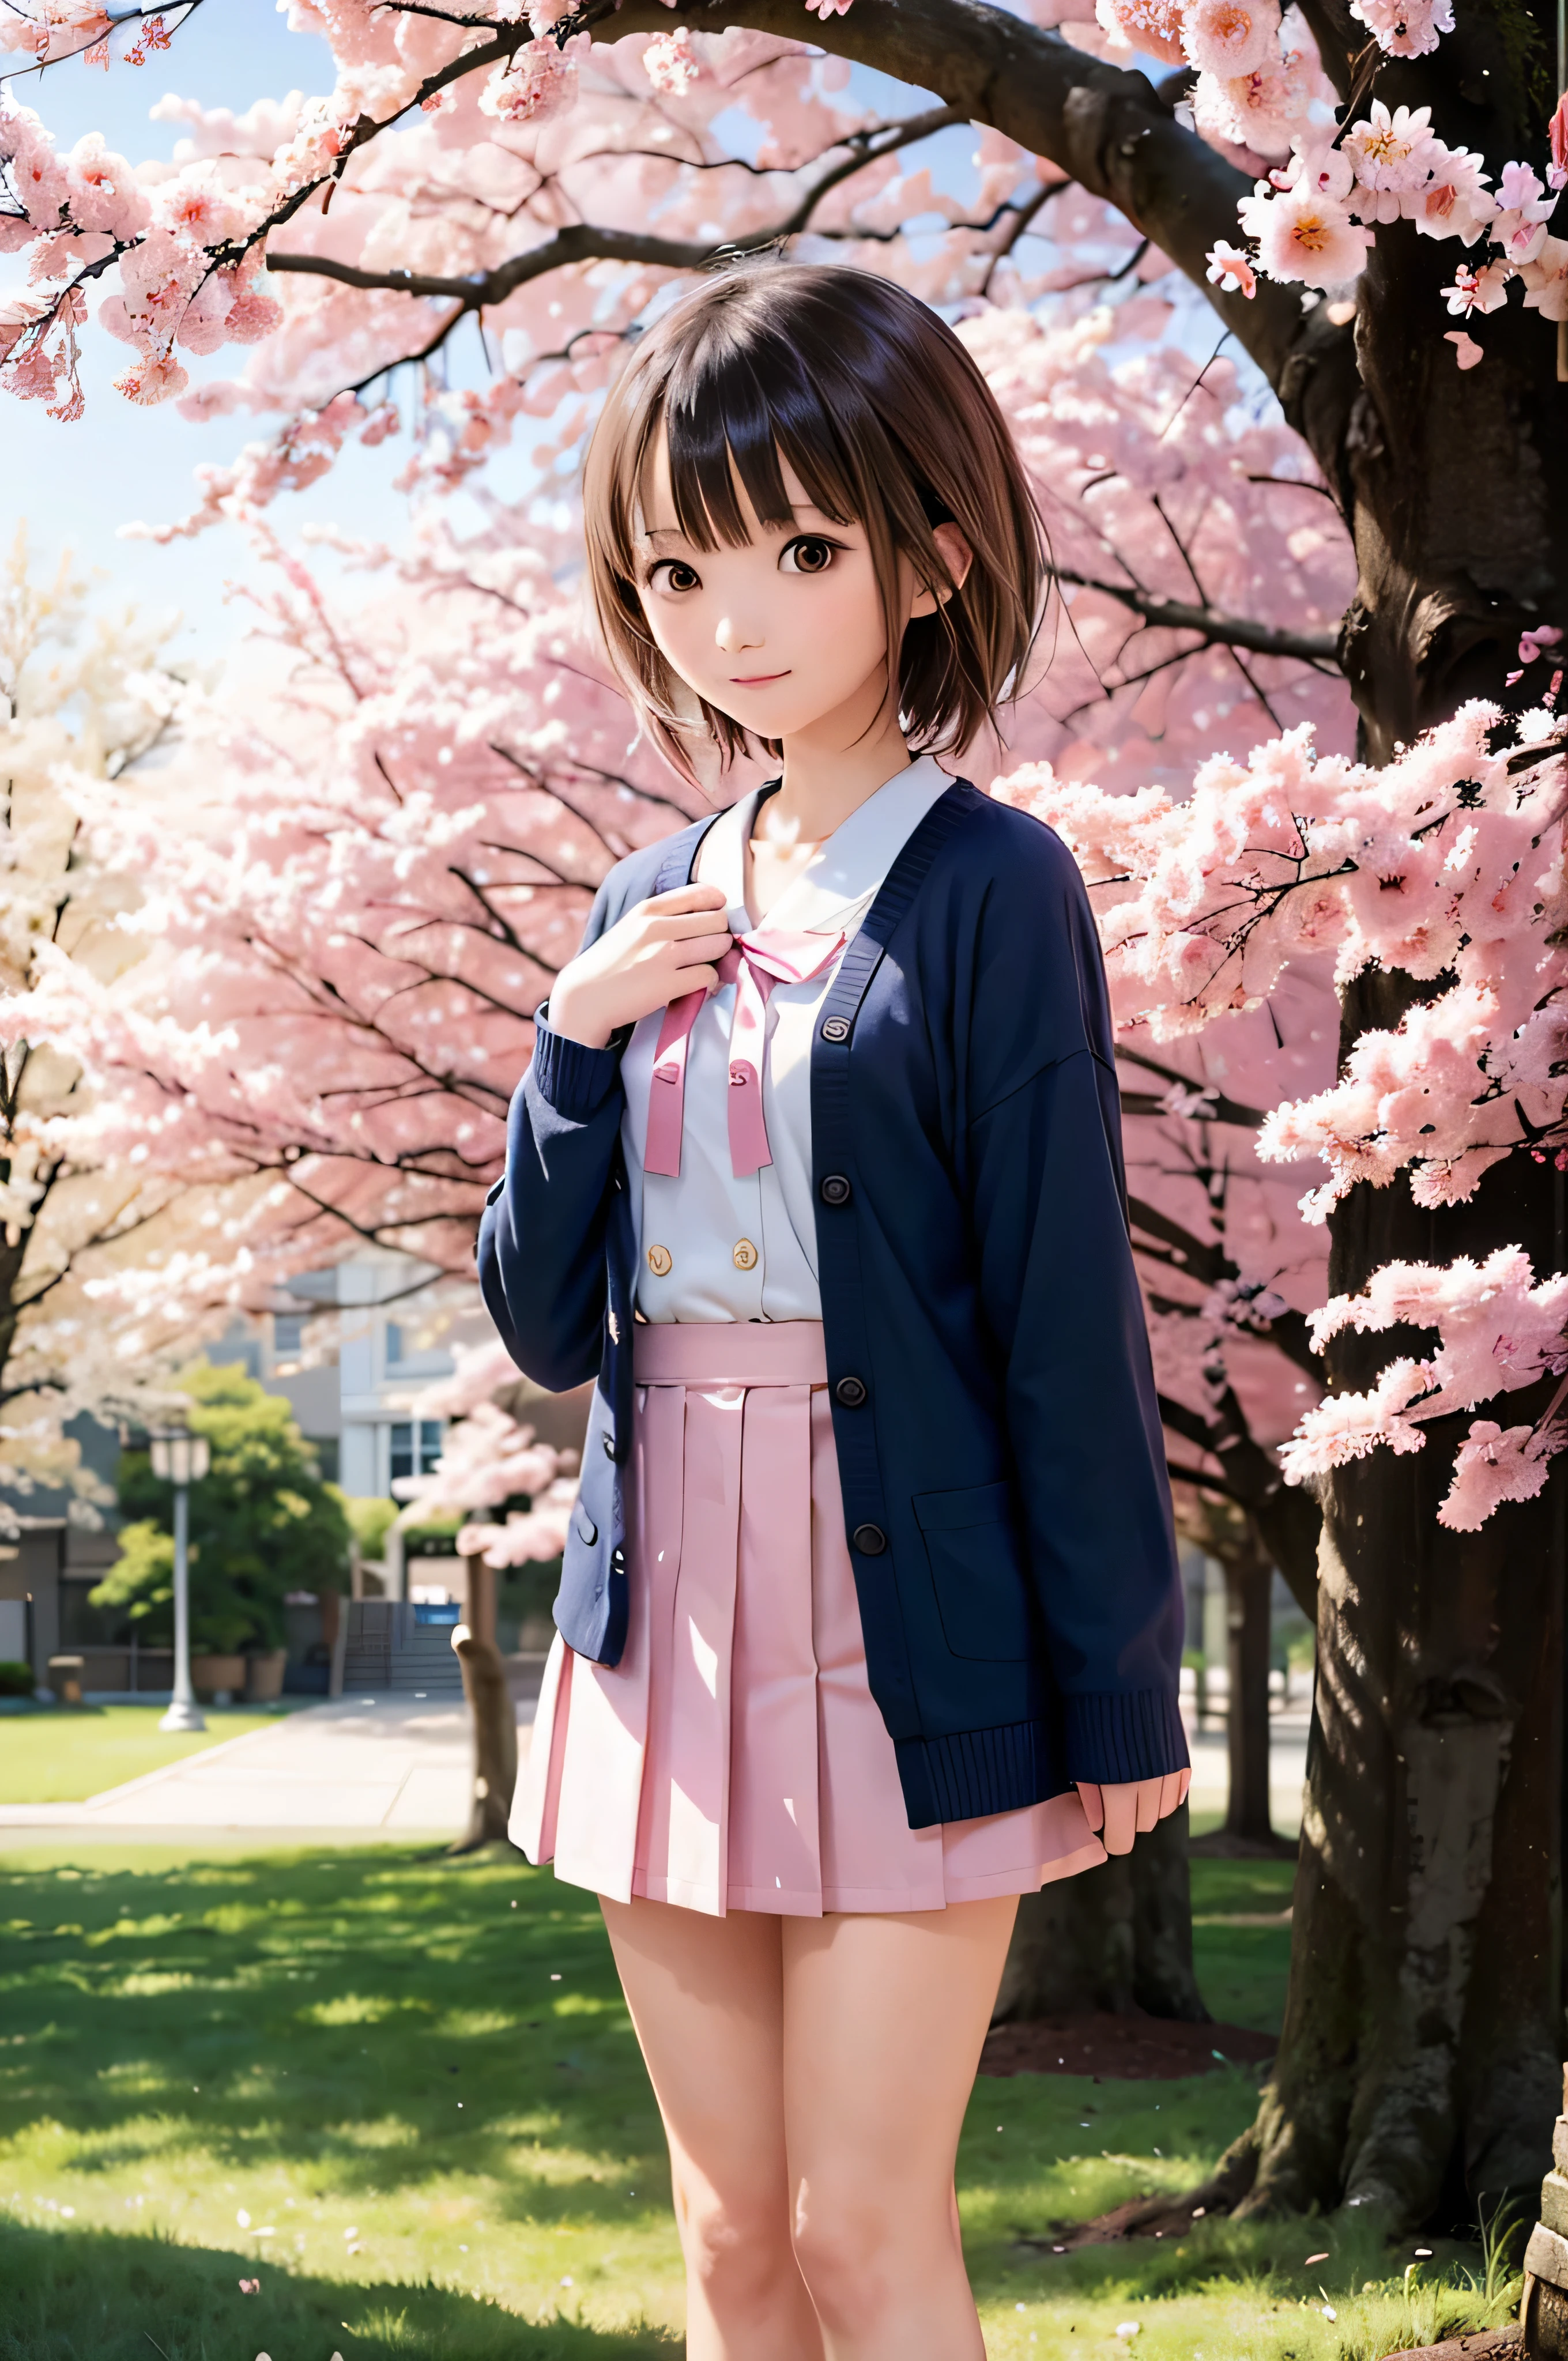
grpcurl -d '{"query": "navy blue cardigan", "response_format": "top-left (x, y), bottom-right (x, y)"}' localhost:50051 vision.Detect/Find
top-left (477, 780), bottom-right (1188, 1830)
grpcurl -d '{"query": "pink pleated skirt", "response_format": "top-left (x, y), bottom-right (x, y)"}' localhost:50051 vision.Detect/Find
top-left (511, 1319), bottom-right (1105, 1917)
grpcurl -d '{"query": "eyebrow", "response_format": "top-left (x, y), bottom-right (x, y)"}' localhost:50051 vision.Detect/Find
top-left (636, 503), bottom-right (833, 546)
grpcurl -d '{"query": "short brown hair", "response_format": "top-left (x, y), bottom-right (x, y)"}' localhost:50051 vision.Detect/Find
top-left (582, 263), bottom-right (1046, 779)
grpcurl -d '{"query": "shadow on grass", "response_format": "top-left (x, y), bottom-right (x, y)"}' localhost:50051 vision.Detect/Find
top-left (0, 1848), bottom-right (668, 2222)
top-left (0, 2222), bottom-right (676, 2359)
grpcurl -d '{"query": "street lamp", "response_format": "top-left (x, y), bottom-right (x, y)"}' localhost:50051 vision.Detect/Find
top-left (150, 1426), bottom-right (212, 1733)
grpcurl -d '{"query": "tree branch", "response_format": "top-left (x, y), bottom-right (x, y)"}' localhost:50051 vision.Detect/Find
top-left (1054, 563), bottom-right (1340, 663)
top-left (267, 104), bottom-right (962, 313)
top-left (587, 0), bottom-right (1356, 448)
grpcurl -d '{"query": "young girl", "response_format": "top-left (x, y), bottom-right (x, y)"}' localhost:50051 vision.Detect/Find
top-left (479, 263), bottom-right (1190, 2361)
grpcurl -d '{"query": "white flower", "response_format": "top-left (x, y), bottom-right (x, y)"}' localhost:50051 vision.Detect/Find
top-left (1239, 178), bottom-right (1374, 287)
top-left (1441, 259), bottom-right (1512, 315)
top-left (1205, 239), bottom-right (1257, 296)
top-left (1413, 145), bottom-right (1495, 245)
top-left (1181, 0), bottom-right (1281, 78)
top-left (1521, 232), bottom-right (1568, 319)
top-left (478, 37), bottom-right (579, 127)
top-left (1192, 51), bottom-right (1312, 160)
top-left (1343, 102), bottom-right (1441, 220)
top-left (1348, 0), bottom-right (1453, 56)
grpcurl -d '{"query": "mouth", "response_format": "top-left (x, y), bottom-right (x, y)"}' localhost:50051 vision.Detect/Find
top-left (728, 670), bottom-right (790, 686)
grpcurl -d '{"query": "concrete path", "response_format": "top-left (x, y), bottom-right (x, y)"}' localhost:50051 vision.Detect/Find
top-left (0, 1693), bottom-right (538, 1847)
top-left (0, 1682), bottom-right (1307, 1851)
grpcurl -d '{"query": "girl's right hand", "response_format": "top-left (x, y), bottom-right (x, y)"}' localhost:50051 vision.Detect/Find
top-left (547, 882), bottom-right (733, 1050)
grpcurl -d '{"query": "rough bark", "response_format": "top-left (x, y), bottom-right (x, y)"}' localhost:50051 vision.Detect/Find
top-left (993, 1805), bottom-right (1210, 2023)
top-left (1235, 1039), bottom-right (1566, 2230)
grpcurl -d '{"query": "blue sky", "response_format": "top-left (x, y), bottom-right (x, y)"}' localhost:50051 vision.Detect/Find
top-left (1, 2), bottom-right (417, 659)
top-left (1, 6), bottom-right (1226, 662)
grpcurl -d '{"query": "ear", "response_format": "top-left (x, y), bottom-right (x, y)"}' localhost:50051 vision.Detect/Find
top-left (909, 521), bottom-right (974, 617)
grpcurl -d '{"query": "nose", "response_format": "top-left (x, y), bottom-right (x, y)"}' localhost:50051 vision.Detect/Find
top-left (714, 611), bottom-right (764, 655)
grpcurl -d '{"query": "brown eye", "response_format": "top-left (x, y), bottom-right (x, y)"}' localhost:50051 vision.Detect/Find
top-left (649, 559), bottom-right (700, 594)
top-left (782, 537), bottom-right (835, 575)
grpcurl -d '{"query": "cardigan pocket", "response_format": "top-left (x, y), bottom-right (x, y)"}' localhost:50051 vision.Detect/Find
top-left (914, 1480), bottom-right (1033, 1662)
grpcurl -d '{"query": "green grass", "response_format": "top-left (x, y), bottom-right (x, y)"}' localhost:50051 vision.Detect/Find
top-left (0, 1703), bottom-right (310, 1804)
top-left (0, 1844), bottom-right (1518, 2359)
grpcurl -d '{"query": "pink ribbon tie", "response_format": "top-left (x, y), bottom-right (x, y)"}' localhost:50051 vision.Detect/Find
top-left (645, 925), bottom-right (845, 1180)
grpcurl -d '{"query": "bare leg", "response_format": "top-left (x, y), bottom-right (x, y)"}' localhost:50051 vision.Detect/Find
top-left (782, 1895), bottom-right (1019, 2360)
top-left (600, 1895), bottom-right (824, 2361)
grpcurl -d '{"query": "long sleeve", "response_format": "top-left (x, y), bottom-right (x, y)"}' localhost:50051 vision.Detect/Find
top-left (477, 871), bottom-right (632, 1393)
top-left (961, 832), bottom-right (1188, 1787)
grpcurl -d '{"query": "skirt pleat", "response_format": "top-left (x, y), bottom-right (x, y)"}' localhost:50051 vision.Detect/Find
top-left (512, 1321), bottom-right (1106, 1916)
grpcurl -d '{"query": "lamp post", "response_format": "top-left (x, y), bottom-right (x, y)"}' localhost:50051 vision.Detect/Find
top-left (150, 1426), bottom-right (212, 1733)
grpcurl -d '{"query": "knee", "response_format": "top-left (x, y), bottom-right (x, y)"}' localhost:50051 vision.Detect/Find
top-left (790, 2183), bottom-right (904, 2334)
top-left (676, 2177), bottom-right (794, 2314)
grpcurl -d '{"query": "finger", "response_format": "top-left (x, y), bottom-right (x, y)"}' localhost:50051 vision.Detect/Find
top-left (643, 882), bottom-right (730, 916)
top-left (1100, 1785), bottom-right (1137, 1855)
top-left (1076, 1780), bottom-right (1104, 1833)
top-left (650, 907), bottom-right (737, 943)
top-left (1135, 1777), bottom-right (1162, 1834)
top-left (667, 964), bottom-right (719, 998)
top-left (666, 931), bottom-right (734, 969)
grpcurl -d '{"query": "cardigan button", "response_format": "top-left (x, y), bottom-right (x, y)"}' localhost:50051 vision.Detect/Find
top-left (835, 1375), bottom-right (868, 1408)
top-left (733, 1238), bottom-right (759, 1272)
top-left (851, 1522), bottom-right (887, 1556)
top-left (821, 1016), bottom-right (851, 1043)
top-left (820, 1174), bottom-right (851, 1206)
top-left (646, 1243), bottom-right (673, 1277)
top-left (602, 1431), bottom-right (616, 1459)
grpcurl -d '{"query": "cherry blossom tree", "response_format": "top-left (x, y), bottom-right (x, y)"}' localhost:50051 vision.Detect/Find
top-left (0, 523), bottom-right (213, 1525)
top-left (6, 0), bottom-right (1564, 2229)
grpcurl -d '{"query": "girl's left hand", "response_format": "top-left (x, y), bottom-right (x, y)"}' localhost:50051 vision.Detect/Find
top-left (1076, 1768), bottom-right (1192, 1855)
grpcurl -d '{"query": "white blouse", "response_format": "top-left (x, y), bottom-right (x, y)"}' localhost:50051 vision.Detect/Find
top-left (620, 754), bottom-right (952, 1323)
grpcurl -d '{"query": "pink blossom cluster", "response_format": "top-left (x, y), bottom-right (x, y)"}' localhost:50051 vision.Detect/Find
top-left (1218, 99), bottom-right (1566, 340)
top-left (1279, 1250), bottom-right (1568, 1527)
top-left (1005, 701), bottom-right (1568, 1218)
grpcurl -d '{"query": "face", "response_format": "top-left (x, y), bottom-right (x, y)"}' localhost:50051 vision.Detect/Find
top-left (632, 430), bottom-right (963, 749)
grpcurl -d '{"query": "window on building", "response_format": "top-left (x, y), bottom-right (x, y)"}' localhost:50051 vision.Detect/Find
top-left (274, 1311), bottom-right (307, 1359)
top-left (385, 1320), bottom-right (404, 1364)
top-left (389, 1420), bottom-right (443, 1487)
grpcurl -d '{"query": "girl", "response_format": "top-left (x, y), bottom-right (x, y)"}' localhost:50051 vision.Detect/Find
top-left (479, 264), bottom-right (1190, 2361)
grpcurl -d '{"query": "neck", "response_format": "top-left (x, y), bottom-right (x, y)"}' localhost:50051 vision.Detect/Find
top-left (770, 676), bottom-right (911, 844)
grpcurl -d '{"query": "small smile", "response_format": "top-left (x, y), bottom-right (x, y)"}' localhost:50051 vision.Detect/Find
top-left (728, 670), bottom-right (790, 685)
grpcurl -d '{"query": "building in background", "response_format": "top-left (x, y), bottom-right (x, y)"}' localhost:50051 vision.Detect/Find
top-left (213, 1249), bottom-right (491, 1500)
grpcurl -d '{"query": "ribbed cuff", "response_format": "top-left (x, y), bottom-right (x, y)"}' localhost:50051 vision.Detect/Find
top-left (1062, 1688), bottom-right (1190, 1786)
top-left (529, 1003), bottom-right (625, 1122)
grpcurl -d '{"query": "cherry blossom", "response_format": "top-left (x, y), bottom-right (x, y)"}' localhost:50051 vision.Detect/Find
top-left (1238, 177), bottom-right (1373, 289)
top-left (1205, 239), bottom-right (1257, 296)
top-left (1094, 0), bottom-right (1188, 62)
top-left (1180, 0), bottom-right (1281, 80)
top-left (1347, 0), bottom-right (1453, 56)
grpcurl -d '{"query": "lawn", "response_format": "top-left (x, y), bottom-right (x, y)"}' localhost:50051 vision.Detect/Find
top-left (0, 1844), bottom-right (1519, 2360)
top-left (0, 1704), bottom-right (310, 1805)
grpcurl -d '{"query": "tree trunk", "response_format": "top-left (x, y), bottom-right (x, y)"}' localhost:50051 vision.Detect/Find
top-left (1223, 1543), bottom-right (1277, 1851)
top-left (1228, 997), bottom-right (1566, 2231)
top-left (449, 1563), bottom-right (517, 1852)
top-left (994, 1806), bottom-right (1210, 2023)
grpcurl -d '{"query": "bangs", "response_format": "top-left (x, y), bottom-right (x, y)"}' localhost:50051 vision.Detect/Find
top-left (582, 263), bottom-right (1047, 785)
top-left (647, 332), bottom-right (861, 553)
